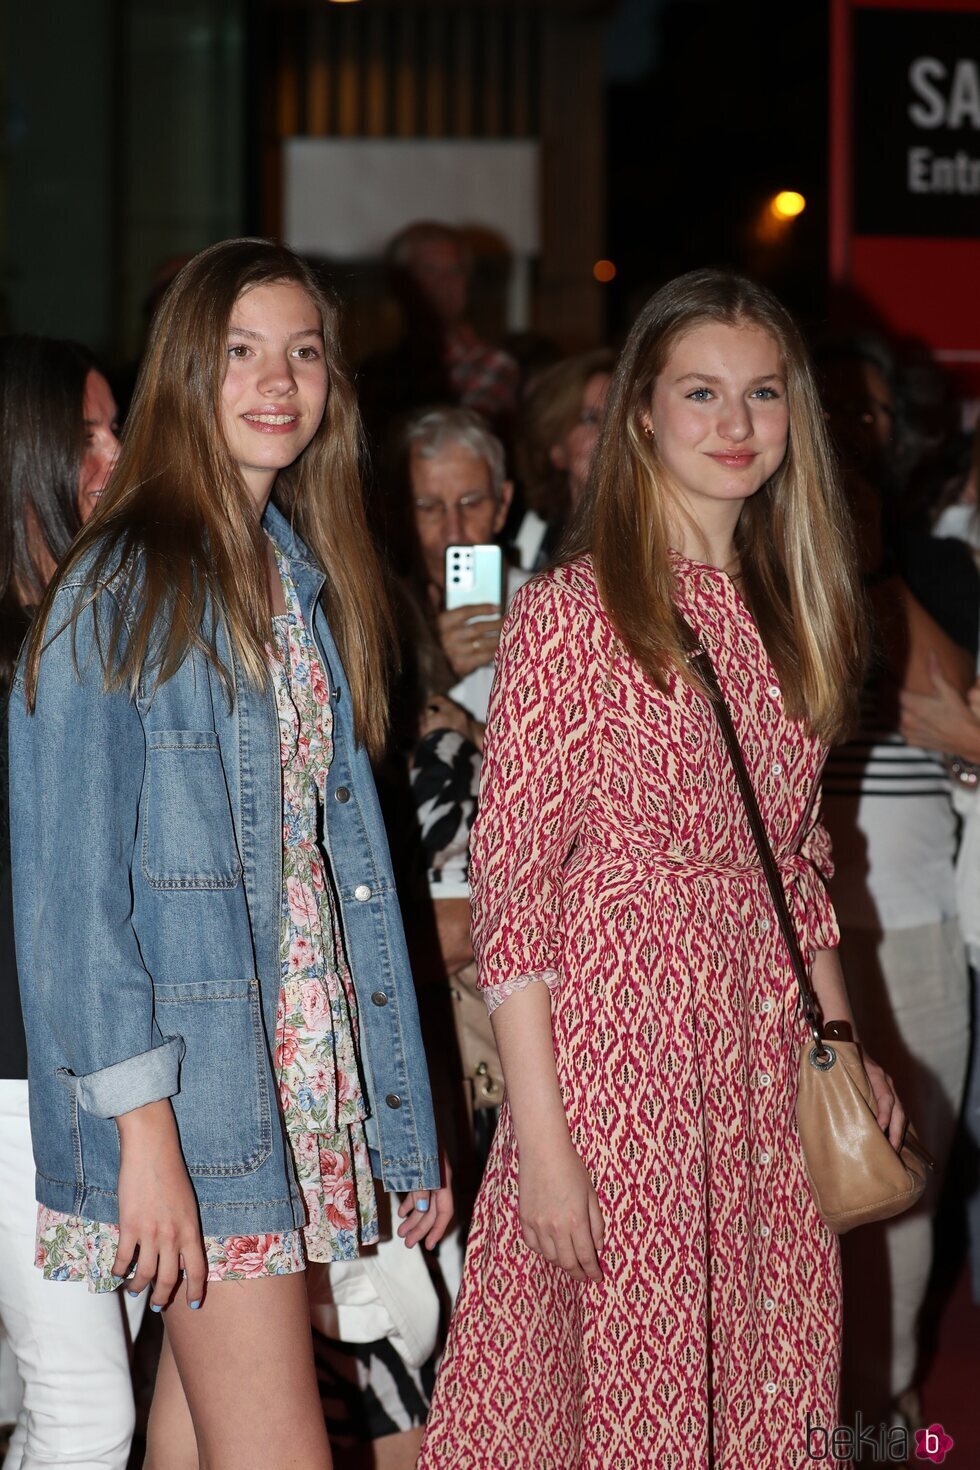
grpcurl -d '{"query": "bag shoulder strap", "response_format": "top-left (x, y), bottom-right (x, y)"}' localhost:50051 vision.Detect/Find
top-left (676, 612), bottom-right (824, 1049)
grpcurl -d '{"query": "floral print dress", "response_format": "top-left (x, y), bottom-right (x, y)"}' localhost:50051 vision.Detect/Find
top-left (36, 548), bottom-right (378, 1289)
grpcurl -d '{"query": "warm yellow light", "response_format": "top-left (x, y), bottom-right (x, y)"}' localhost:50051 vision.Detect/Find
top-left (593, 259), bottom-right (617, 284)
top-left (770, 191), bottom-right (806, 221)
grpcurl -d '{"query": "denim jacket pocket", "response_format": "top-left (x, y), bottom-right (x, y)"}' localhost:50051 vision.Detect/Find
top-left (152, 979), bottom-right (273, 1177)
top-left (141, 731), bottom-right (243, 890)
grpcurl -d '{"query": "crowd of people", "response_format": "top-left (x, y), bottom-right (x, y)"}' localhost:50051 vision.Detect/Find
top-left (0, 224), bottom-right (978, 1470)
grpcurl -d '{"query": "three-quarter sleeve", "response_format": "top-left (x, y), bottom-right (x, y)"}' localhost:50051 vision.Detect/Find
top-left (793, 787), bottom-right (841, 959)
top-left (469, 575), bottom-right (606, 1011)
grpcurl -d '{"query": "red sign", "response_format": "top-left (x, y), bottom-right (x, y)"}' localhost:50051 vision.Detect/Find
top-left (830, 0), bottom-right (980, 401)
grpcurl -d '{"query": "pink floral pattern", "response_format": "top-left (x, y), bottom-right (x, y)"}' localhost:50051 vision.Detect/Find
top-left (35, 1206), bottom-right (306, 1288)
top-left (36, 547), bottom-right (377, 1290)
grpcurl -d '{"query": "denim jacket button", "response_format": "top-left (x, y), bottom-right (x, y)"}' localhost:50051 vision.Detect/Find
top-left (385, 1093), bottom-right (402, 1109)
top-left (334, 786), bottom-right (351, 803)
top-left (354, 884), bottom-right (372, 902)
top-left (371, 991), bottom-right (388, 1007)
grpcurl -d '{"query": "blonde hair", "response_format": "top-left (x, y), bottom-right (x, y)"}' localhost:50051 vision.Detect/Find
top-left (518, 349), bottom-right (615, 520)
top-left (561, 269), bottom-right (867, 744)
top-left (25, 238), bottom-right (394, 758)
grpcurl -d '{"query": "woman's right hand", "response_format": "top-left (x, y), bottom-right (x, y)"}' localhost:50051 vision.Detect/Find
top-left (517, 1134), bottom-right (605, 1283)
top-left (437, 605), bottom-right (503, 678)
top-left (111, 1098), bottom-right (208, 1311)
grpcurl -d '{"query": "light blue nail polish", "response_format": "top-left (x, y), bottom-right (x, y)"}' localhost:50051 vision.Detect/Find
top-left (416, 1197), bottom-right (430, 1213)
top-left (189, 1300), bottom-right (202, 1310)
top-left (150, 1304), bottom-right (162, 1313)
top-left (127, 1289), bottom-right (142, 1298)
top-left (112, 1274), bottom-right (124, 1284)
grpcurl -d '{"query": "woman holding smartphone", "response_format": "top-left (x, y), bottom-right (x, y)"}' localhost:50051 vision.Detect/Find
top-left (418, 270), bottom-right (903, 1468)
top-left (10, 238), bottom-right (449, 1470)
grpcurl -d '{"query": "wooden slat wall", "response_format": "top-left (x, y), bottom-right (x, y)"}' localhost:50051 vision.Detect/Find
top-left (263, 0), bottom-right (604, 344)
top-left (271, 4), bottom-right (542, 141)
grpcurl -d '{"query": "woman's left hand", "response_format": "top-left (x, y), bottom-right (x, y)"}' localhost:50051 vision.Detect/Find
top-left (862, 1052), bottom-right (907, 1150)
top-left (418, 694), bottom-right (485, 751)
top-left (396, 1151), bottom-right (454, 1250)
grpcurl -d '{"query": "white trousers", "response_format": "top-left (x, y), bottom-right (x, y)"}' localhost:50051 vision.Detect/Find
top-left (839, 919), bottom-right (970, 1418)
top-left (0, 1079), bottom-right (144, 1469)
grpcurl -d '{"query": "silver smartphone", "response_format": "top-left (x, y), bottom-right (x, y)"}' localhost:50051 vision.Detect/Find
top-left (444, 544), bottom-right (504, 618)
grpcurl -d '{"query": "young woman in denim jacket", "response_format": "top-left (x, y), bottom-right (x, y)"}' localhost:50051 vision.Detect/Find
top-left (9, 239), bottom-right (450, 1470)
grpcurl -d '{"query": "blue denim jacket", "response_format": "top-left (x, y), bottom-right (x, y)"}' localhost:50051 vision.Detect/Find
top-left (9, 505), bottom-right (440, 1235)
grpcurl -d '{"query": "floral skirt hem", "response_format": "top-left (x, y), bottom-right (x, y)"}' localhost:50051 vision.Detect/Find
top-left (36, 1123), bottom-right (380, 1294)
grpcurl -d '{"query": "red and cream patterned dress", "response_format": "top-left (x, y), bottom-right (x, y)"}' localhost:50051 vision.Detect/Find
top-left (418, 557), bottom-right (842, 1470)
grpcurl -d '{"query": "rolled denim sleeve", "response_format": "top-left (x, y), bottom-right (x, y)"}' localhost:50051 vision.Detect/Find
top-left (69, 1037), bottom-right (185, 1118)
top-left (10, 585), bottom-right (181, 1117)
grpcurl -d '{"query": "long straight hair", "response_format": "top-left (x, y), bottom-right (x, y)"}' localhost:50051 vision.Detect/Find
top-left (561, 269), bottom-right (867, 743)
top-left (25, 239), bottom-right (394, 758)
top-left (0, 335), bottom-right (96, 686)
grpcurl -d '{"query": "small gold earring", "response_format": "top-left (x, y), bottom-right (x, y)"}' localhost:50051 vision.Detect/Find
top-left (642, 423), bottom-right (654, 439)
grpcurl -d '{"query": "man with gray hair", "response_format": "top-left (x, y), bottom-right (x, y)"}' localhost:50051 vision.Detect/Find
top-left (404, 405), bottom-right (529, 728)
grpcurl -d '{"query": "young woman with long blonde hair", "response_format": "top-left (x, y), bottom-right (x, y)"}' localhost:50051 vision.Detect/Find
top-left (10, 239), bottom-right (450, 1470)
top-left (418, 269), bottom-right (903, 1468)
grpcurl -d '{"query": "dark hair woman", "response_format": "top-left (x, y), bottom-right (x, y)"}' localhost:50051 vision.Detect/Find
top-left (0, 335), bottom-right (134, 1469)
top-left (0, 335), bottom-right (118, 683)
top-left (418, 270), bottom-right (904, 1468)
top-left (10, 240), bottom-right (450, 1470)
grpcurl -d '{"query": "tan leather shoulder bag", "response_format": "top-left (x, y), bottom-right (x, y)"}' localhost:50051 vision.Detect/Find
top-left (680, 616), bottom-right (932, 1234)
